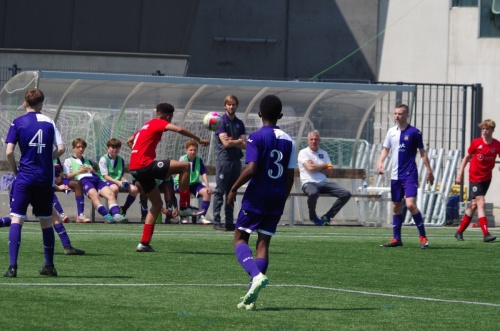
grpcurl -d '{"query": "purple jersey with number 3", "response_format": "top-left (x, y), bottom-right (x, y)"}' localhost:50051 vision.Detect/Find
top-left (241, 126), bottom-right (296, 215)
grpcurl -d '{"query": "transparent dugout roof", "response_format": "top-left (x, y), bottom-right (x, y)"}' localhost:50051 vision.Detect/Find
top-left (0, 71), bottom-right (415, 170)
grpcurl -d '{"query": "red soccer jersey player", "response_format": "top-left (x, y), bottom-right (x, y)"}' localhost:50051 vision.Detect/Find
top-left (455, 119), bottom-right (500, 242)
top-left (127, 103), bottom-right (209, 252)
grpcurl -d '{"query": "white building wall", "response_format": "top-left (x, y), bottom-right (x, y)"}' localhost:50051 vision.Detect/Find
top-left (378, 2), bottom-right (500, 207)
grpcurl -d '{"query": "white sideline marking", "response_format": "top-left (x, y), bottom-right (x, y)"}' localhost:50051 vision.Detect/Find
top-left (1, 282), bottom-right (499, 307)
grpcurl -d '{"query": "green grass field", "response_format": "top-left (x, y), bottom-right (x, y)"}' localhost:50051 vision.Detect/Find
top-left (1, 223), bottom-right (499, 331)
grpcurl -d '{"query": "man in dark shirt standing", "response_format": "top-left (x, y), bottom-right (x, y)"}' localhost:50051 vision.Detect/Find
top-left (212, 95), bottom-right (246, 231)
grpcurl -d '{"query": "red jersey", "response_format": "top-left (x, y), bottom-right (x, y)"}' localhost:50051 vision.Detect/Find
top-left (129, 118), bottom-right (169, 170)
top-left (467, 137), bottom-right (500, 182)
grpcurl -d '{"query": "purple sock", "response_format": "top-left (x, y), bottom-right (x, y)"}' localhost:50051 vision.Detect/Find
top-left (255, 258), bottom-right (269, 274)
top-left (0, 217), bottom-right (11, 227)
top-left (8, 223), bottom-right (22, 266)
top-left (76, 196), bottom-right (85, 215)
top-left (97, 205), bottom-right (108, 217)
top-left (412, 211), bottom-right (426, 238)
top-left (248, 258), bottom-right (269, 290)
top-left (392, 214), bottom-right (403, 241)
top-left (109, 205), bottom-right (120, 215)
top-left (235, 243), bottom-right (261, 278)
top-left (53, 223), bottom-right (71, 248)
top-left (201, 200), bottom-right (210, 215)
top-left (42, 227), bottom-right (55, 266)
top-left (123, 195), bottom-right (136, 212)
top-left (53, 195), bottom-right (64, 214)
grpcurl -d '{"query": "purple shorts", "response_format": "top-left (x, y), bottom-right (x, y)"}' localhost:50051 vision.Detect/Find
top-left (175, 182), bottom-right (205, 197)
top-left (10, 181), bottom-right (53, 219)
top-left (391, 177), bottom-right (419, 202)
top-left (81, 176), bottom-right (109, 195)
top-left (235, 209), bottom-right (280, 236)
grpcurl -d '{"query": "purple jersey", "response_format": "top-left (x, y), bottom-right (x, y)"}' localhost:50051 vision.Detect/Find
top-left (383, 124), bottom-right (424, 181)
top-left (241, 126), bottom-right (296, 215)
top-left (6, 112), bottom-right (62, 186)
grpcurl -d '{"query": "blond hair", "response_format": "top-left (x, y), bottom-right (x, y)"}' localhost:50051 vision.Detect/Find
top-left (478, 119), bottom-right (496, 130)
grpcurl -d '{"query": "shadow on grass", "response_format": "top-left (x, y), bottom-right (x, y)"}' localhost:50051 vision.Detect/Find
top-left (260, 307), bottom-right (381, 311)
top-left (170, 251), bottom-right (235, 256)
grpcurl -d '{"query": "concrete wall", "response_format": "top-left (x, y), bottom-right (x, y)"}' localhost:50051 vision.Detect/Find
top-left (0, 49), bottom-right (189, 76)
top-left (377, 1), bottom-right (500, 207)
top-left (187, 0), bottom-right (379, 80)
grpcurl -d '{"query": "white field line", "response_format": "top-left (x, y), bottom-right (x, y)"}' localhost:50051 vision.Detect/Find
top-left (2, 228), bottom-right (491, 240)
top-left (0, 282), bottom-right (499, 307)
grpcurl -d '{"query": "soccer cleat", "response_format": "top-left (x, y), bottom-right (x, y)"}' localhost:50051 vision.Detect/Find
top-left (419, 236), bottom-right (429, 249)
top-left (60, 213), bottom-right (70, 223)
top-left (311, 217), bottom-right (325, 226)
top-left (380, 238), bottom-right (403, 247)
top-left (3, 266), bottom-right (17, 278)
top-left (141, 214), bottom-right (147, 223)
top-left (483, 233), bottom-right (497, 242)
top-left (242, 273), bottom-right (269, 305)
top-left (320, 214), bottom-right (331, 225)
top-left (181, 218), bottom-right (189, 224)
top-left (113, 214), bottom-right (128, 223)
top-left (455, 231), bottom-right (464, 241)
top-left (76, 214), bottom-right (91, 223)
top-left (119, 206), bottom-right (126, 216)
top-left (104, 214), bottom-right (116, 224)
top-left (39, 264), bottom-right (58, 277)
top-left (213, 223), bottom-right (225, 231)
top-left (64, 246), bottom-right (85, 255)
top-left (178, 207), bottom-right (205, 217)
top-left (136, 243), bottom-right (156, 252)
top-left (198, 215), bottom-right (211, 225)
top-left (237, 300), bottom-right (256, 311)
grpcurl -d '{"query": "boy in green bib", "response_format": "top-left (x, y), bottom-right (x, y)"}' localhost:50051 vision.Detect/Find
top-left (174, 140), bottom-right (212, 224)
top-left (98, 138), bottom-right (139, 216)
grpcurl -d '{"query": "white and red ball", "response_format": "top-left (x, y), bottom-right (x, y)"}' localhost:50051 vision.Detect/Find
top-left (203, 112), bottom-right (222, 131)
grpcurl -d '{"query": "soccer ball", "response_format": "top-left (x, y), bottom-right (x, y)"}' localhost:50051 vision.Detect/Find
top-left (203, 112), bottom-right (222, 131)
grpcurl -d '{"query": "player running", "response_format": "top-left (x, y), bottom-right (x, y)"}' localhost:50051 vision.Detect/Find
top-left (227, 95), bottom-right (296, 310)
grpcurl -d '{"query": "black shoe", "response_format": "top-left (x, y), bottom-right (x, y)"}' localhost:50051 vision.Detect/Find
top-left (3, 265), bottom-right (17, 278)
top-left (64, 246), bottom-right (86, 255)
top-left (213, 223), bottom-right (225, 231)
top-left (225, 224), bottom-right (235, 231)
top-left (483, 233), bottom-right (496, 242)
top-left (39, 264), bottom-right (58, 277)
top-left (380, 239), bottom-right (403, 247)
top-left (455, 232), bottom-right (464, 241)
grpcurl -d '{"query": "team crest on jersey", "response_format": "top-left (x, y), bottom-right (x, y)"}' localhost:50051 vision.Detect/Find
top-left (319, 154), bottom-right (324, 159)
top-left (492, 148), bottom-right (496, 153)
top-left (478, 154), bottom-right (483, 160)
top-left (404, 135), bottom-right (409, 141)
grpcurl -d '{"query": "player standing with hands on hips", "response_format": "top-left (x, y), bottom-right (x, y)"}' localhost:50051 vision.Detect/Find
top-left (378, 104), bottom-right (434, 249)
top-left (454, 119), bottom-right (500, 242)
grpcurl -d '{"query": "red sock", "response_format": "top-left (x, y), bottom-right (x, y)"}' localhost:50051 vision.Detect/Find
top-left (140, 223), bottom-right (155, 245)
top-left (179, 189), bottom-right (190, 209)
top-left (457, 214), bottom-right (472, 233)
top-left (478, 217), bottom-right (489, 236)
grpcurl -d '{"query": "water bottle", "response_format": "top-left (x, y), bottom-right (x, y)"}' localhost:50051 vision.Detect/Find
top-left (362, 181), bottom-right (368, 194)
top-left (122, 182), bottom-right (130, 192)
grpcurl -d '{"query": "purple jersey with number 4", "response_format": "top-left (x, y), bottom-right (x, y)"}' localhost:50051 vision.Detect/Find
top-left (241, 126), bottom-right (296, 215)
top-left (6, 112), bottom-right (62, 186)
